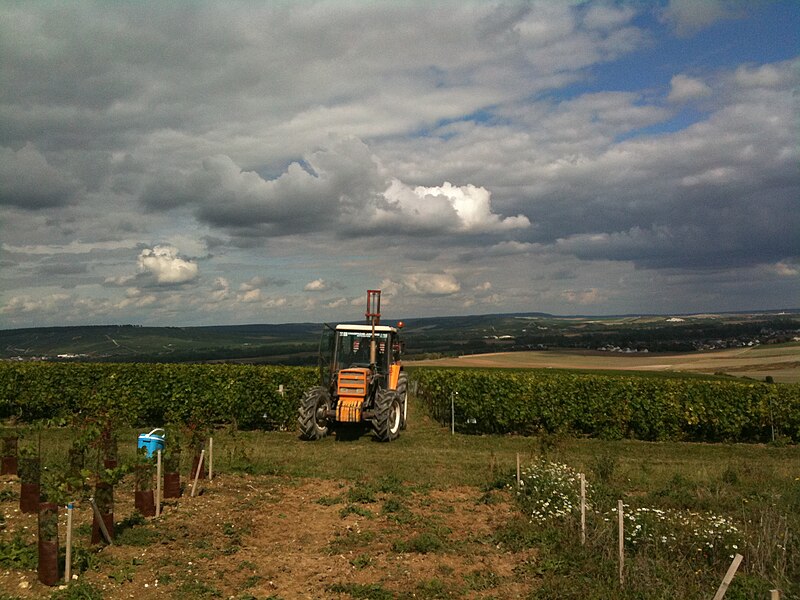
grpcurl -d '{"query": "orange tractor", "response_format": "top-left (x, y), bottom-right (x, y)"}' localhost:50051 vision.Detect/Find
top-left (298, 290), bottom-right (407, 442)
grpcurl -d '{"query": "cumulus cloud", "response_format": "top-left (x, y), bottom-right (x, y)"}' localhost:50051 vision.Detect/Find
top-left (142, 137), bottom-right (529, 240)
top-left (0, 144), bottom-right (79, 209)
top-left (210, 277), bottom-right (231, 302)
top-left (734, 63), bottom-right (785, 88)
top-left (239, 277), bottom-right (265, 292)
top-left (383, 273), bottom-right (462, 297)
top-left (770, 260), bottom-right (799, 278)
top-left (396, 181), bottom-right (530, 233)
top-left (660, 0), bottom-right (740, 36)
top-left (237, 288), bottom-right (262, 303)
top-left (667, 74), bottom-right (712, 102)
top-left (304, 279), bottom-right (331, 292)
top-left (513, 2), bottom-right (644, 73)
top-left (0, 293), bottom-right (71, 315)
top-left (137, 246), bottom-right (199, 285)
top-left (561, 288), bottom-right (605, 305)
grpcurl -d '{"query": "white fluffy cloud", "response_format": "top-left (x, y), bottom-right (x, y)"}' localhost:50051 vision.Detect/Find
top-left (667, 74), bottom-right (712, 102)
top-left (137, 246), bottom-right (199, 285)
top-left (382, 180), bottom-right (530, 233)
top-left (384, 273), bottom-right (462, 297)
top-left (304, 279), bottom-right (331, 292)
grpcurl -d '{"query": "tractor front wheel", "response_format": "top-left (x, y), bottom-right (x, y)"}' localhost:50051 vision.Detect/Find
top-left (298, 387), bottom-right (331, 441)
top-left (396, 373), bottom-right (409, 430)
top-left (373, 389), bottom-right (402, 442)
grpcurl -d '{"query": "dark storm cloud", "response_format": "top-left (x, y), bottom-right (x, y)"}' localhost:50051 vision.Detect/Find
top-left (0, 144), bottom-right (79, 209)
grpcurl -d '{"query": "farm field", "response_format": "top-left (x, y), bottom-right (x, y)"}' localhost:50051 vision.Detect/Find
top-left (408, 343), bottom-right (800, 383)
top-left (0, 400), bottom-right (797, 599)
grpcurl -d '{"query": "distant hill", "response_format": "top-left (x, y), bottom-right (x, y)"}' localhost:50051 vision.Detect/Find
top-left (1, 310), bottom-right (798, 364)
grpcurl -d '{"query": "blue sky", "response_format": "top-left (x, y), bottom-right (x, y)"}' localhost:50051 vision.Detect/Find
top-left (1, 0), bottom-right (798, 327)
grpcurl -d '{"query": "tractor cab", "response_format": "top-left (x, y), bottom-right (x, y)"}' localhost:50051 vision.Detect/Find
top-left (329, 324), bottom-right (401, 386)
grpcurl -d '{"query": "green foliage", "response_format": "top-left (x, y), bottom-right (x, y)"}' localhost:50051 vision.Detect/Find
top-left (349, 553), bottom-right (372, 569)
top-left (116, 513), bottom-right (157, 547)
top-left (0, 362), bottom-right (317, 430)
top-left (392, 531), bottom-right (446, 554)
top-left (413, 368), bottom-right (800, 442)
top-left (49, 580), bottom-right (105, 600)
top-left (176, 580), bottom-right (222, 598)
top-left (315, 494), bottom-right (343, 506)
top-left (327, 582), bottom-right (395, 600)
top-left (0, 534), bottom-right (36, 569)
top-left (339, 504), bottom-right (374, 519)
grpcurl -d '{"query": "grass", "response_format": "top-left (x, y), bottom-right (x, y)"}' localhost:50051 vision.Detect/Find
top-left (4, 395), bottom-right (799, 598)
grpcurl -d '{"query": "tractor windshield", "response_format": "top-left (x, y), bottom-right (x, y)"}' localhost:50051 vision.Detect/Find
top-left (335, 330), bottom-right (389, 372)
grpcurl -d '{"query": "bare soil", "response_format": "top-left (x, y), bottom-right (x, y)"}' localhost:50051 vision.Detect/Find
top-left (0, 473), bottom-right (533, 599)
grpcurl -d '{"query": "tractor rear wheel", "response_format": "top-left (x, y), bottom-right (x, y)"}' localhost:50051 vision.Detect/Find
top-left (298, 387), bottom-right (331, 441)
top-left (396, 373), bottom-right (409, 430)
top-left (374, 389), bottom-right (402, 442)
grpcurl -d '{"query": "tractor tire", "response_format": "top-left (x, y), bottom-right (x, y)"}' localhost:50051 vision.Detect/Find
top-left (298, 387), bottom-right (332, 441)
top-left (396, 373), bottom-right (409, 430)
top-left (373, 389), bottom-right (402, 442)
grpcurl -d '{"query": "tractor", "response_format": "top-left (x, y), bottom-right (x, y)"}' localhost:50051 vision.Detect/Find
top-left (298, 289), bottom-right (407, 442)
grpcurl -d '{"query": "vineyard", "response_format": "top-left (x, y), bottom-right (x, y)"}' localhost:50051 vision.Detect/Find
top-left (0, 362), bottom-right (797, 598)
top-left (414, 368), bottom-right (800, 442)
top-left (0, 362), bottom-right (317, 430)
top-left (3, 363), bottom-right (799, 444)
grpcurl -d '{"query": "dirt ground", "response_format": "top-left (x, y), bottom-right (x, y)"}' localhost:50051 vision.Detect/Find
top-left (0, 472), bottom-right (534, 599)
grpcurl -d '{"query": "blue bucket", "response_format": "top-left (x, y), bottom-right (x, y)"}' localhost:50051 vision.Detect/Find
top-left (137, 428), bottom-right (165, 458)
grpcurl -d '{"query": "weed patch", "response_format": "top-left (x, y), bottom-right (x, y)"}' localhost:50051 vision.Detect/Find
top-left (463, 568), bottom-right (502, 591)
top-left (339, 504), bottom-right (374, 519)
top-left (0, 534), bottom-right (36, 569)
top-left (392, 531), bottom-right (446, 554)
top-left (316, 494), bottom-right (344, 506)
top-left (328, 582), bottom-right (395, 599)
top-left (349, 553), bottom-right (372, 569)
top-left (347, 481), bottom-right (378, 504)
top-left (328, 529), bottom-right (376, 555)
top-left (49, 581), bottom-right (104, 600)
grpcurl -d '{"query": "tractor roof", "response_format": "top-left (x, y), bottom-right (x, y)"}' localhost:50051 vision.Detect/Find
top-left (335, 324), bottom-right (397, 333)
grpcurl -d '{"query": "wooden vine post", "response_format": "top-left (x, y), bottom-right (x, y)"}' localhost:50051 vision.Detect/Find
top-left (155, 450), bottom-right (162, 517)
top-left (64, 502), bottom-right (74, 583)
top-left (712, 553), bottom-right (743, 600)
top-left (191, 449), bottom-right (205, 498)
top-left (617, 500), bottom-right (625, 586)
top-left (208, 437), bottom-right (214, 481)
top-left (89, 497), bottom-right (113, 544)
top-left (580, 473), bottom-right (586, 545)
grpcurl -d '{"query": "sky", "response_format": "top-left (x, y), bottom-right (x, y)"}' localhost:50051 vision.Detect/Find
top-left (1, 0), bottom-right (798, 328)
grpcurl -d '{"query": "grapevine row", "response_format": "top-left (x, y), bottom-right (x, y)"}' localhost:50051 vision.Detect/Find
top-left (0, 362), bottom-right (317, 429)
top-left (412, 368), bottom-right (800, 442)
